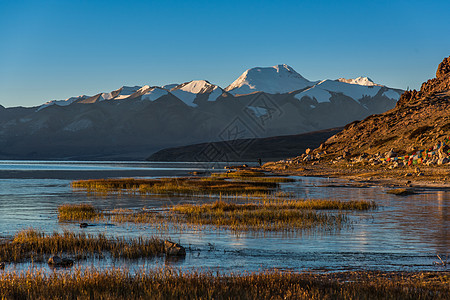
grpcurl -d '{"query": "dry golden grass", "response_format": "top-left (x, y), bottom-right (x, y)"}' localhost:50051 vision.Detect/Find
top-left (0, 268), bottom-right (448, 299)
top-left (170, 200), bottom-right (352, 232)
top-left (58, 198), bottom-right (374, 232)
top-left (0, 229), bottom-right (164, 263)
top-left (58, 203), bottom-right (101, 221)
top-left (72, 177), bottom-right (277, 196)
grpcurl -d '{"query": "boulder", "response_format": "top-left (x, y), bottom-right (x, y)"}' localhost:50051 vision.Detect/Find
top-left (48, 255), bottom-right (74, 267)
top-left (61, 258), bottom-right (74, 267)
top-left (437, 157), bottom-right (449, 165)
top-left (164, 240), bottom-right (186, 256)
top-left (48, 255), bottom-right (62, 265)
top-left (385, 149), bottom-right (397, 159)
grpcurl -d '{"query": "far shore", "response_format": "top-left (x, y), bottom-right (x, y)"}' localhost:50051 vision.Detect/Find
top-left (260, 160), bottom-right (450, 189)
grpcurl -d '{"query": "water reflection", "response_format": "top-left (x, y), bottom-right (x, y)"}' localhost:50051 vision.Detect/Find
top-left (0, 162), bottom-right (448, 272)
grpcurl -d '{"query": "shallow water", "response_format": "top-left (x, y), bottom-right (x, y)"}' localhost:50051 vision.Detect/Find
top-left (0, 161), bottom-right (448, 273)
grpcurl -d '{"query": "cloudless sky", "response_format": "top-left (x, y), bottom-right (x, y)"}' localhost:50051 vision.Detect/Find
top-left (1, 0), bottom-right (449, 107)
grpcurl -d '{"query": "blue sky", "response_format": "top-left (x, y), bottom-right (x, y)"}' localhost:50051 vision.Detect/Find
top-left (1, 0), bottom-right (449, 107)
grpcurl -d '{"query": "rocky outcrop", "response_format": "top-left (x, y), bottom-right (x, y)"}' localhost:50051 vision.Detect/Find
top-left (314, 56), bottom-right (450, 161)
top-left (164, 240), bottom-right (186, 256)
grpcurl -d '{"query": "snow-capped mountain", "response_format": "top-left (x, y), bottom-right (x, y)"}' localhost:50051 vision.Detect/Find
top-left (337, 76), bottom-right (382, 87)
top-left (295, 79), bottom-right (400, 104)
top-left (170, 80), bottom-right (224, 107)
top-left (0, 64), bottom-right (404, 160)
top-left (225, 64), bottom-right (317, 95)
top-left (34, 64), bottom-right (401, 111)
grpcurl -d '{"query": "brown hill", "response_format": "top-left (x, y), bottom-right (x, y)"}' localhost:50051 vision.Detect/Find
top-left (313, 55), bottom-right (450, 163)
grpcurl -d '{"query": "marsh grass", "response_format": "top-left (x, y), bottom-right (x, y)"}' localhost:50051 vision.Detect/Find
top-left (58, 198), bottom-right (374, 232)
top-left (58, 204), bottom-right (101, 221)
top-left (170, 200), bottom-right (351, 231)
top-left (0, 269), bottom-right (448, 300)
top-left (72, 177), bottom-right (277, 196)
top-left (0, 229), bottom-right (164, 263)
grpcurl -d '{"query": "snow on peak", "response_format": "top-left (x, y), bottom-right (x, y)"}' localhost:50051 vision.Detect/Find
top-left (100, 86), bottom-right (141, 101)
top-left (162, 83), bottom-right (178, 90)
top-left (171, 80), bottom-right (223, 107)
top-left (337, 77), bottom-right (382, 87)
top-left (294, 78), bottom-right (400, 103)
top-left (37, 95), bottom-right (87, 111)
top-left (225, 64), bottom-right (316, 95)
top-left (172, 80), bottom-right (216, 93)
top-left (141, 86), bottom-right (168, 101)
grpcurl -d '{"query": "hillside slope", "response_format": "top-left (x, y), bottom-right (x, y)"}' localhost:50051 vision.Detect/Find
top-left (147, 127), bottom-right (342, 162)
top-left (313, 56), bottom-right (450, 164)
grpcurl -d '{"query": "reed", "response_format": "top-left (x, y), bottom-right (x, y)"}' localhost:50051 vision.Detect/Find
top-left (58, 198), bottom-right (374, 232)
top-left (0, 229), bottom-right (164, 263)
top-left (0, 268), bottom-right (448, 299)
top-left (72, 177), bottom-right (277, 196)
top-left (170, 200), bottom-right (349, 231)
top-left (58, 203), bottom-right (101, 221)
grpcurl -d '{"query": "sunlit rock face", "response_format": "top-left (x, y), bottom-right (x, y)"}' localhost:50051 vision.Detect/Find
top-left (316, 55), bottom-right (450, 159)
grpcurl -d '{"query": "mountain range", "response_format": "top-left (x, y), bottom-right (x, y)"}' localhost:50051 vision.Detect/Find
top-left (0, 64), bottom-right (403, 160)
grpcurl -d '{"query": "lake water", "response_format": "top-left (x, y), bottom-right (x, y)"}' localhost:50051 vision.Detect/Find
top-left (0, 161), bottom-right (448, 273)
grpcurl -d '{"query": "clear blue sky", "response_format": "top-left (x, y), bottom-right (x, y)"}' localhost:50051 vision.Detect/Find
top-left (1, 0), bottom-right (449, 108)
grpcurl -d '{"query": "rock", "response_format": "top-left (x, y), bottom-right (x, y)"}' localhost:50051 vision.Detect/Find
top-left (436, 56), bottom-right (450, 78)
top-left (437, 157), bottom-right (449, 165)
top-left (342, 150), bottom-right (349, 158)
top-left (48, 255), bottom-right (62, 265)
top-left (305, 148), bottom-right (311, 155)
top-left (48, 255), bottom-right (74, 267)
top-left (371, 160), bottom-right (380, 166)
top-left (303, 155), bottom-right (311, 161)
top-left (415, 167), bottom-right (421, 173)
top-left (405, 173), bottom-right (412, 177)
top-left (80, 223), bottom-right (88, 228)
top-left (385, 149), bottom-right (397, 159)
top-left (164, 240), bottom-right (186, 256)
top-left (0, 262), bottom-right (5, 269)
top-left (61, 258), bottom-right (74, 267)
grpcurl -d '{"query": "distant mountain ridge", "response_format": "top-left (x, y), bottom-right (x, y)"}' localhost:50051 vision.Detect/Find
top-left (0, 64), bottom-right (403, 160)
top-left (34, 64), bottom-right (401, 110)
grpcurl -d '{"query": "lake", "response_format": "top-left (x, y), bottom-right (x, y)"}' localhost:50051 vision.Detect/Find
top-left (0, 160), bottom-right (448, 273)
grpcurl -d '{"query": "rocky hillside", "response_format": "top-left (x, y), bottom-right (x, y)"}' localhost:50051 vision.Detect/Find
top-left (312, 56), bottom-right (450, 165)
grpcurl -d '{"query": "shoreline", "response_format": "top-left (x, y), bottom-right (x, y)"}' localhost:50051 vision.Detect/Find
top-left (260, 160), bottom-right (450, 189)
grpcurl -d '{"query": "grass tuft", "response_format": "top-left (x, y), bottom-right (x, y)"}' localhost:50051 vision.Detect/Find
top-left (58, 199), bottom-right (375, 232)
top-left (58, 204), bottom-right (101, 221)
top-left (0, 269), bottom-right (448, 299)
top-left (0, 229), bottom-right (164, 263)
